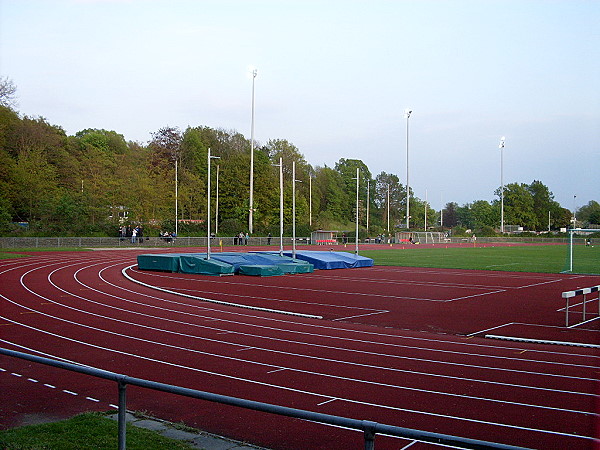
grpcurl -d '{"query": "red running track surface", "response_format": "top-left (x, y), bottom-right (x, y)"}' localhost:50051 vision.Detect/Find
top-left (1, 249), bottom-right (599, 449)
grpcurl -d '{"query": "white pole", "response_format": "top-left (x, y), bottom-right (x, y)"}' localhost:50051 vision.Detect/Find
top-left (309, 174), bottom-right (312, 227)
top-left (207, 148), bottom-right (220, 259)
top-left (249, 68), bottom-right (257, 234)
top-left (355, 167), bottom-right (360, 255)
top-left (499, 137), bottom-right (505, 233)
top-left (207, 148), bottom-right (212, 259)
top-left (387, 184), bottom-right (390, 234)
top-left (405, 109), bottom-right (412, 229)
top-left (215, 164), bottom-right (220, 236)
top-left (292, 160), bottom-right (297, 259)
top-left (175, 157), bottom-right (178, 236)
top-left (366, 180), bottom-right (370, 232)
top-left (279, 158), bottom-right (284, 256)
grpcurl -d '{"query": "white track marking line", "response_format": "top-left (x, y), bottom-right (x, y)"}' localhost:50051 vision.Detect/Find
top-left (1, 319), bottom-right (594, 440)
top-left (96, 261), bottom-right (599, 361)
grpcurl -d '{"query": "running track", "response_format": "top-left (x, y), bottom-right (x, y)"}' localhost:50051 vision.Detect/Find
top-left (0, 248), bottom-right (598, 449)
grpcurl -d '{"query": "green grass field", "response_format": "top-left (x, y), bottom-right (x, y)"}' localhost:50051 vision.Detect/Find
top-left (360, 244), bottom-right (600, 274)
top-left (0, 412), bottom-right (195, 450)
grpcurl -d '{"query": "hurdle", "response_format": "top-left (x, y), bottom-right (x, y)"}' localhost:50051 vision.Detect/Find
top-left (561, 285), bottom-right (600, 327)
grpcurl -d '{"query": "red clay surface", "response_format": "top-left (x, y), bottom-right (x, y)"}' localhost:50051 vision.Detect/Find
top-left (1, 246), bottom-right (599, 449)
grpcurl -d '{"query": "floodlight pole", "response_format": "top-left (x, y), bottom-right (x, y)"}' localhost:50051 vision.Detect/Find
top-left (354, 167), bottom-right (360, 255)
top-left (273, 157), bottom-right (284, 257)
top-left (499, 137), bottom-right (505, 233)
top-left (405, 109), bottom-right (412, 229)
top-left (207, 148), bottom-right (220, 260)
top-left (249, 68), bottom-right (257, 235)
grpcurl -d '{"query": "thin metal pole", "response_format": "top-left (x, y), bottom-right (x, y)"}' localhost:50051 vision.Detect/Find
top-left (499, 137), bottom-right (505, 233)
top-left (309, 174), bottom-right (312, 227)
top-left (207, 148), bottom-right (212, 260)
top-left (387, 184), bottom-right (390, 234)
top-left (279, 158), bottom-right (284, 256)
top-left (215, 164), bottom-right (220, 236)
top-left (249, 69), bottom-right (257, 234)
top-left (405, 109), bottom-right (412, 229)
top-left (118, 380), bottom-right (127, 450)
top-left (292, 161), bottom-right (296, 258)
top-left (175, 158), bottom-right (178, 236)
top-left (366, 180), bottom-right (370, 233)
top-left (355, 167), bottom-right (359, 255)
top-left (207, 148), bottom-right (219, 260)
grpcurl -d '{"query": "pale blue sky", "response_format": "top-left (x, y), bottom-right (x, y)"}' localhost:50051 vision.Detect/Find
top-left (1, 0), bottom-right (598, 211)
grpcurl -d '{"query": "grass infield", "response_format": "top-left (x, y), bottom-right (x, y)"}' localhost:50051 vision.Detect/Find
top-left (360, 244), bottom-right (600, 274)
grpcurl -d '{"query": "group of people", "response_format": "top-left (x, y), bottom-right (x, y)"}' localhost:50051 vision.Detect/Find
top-left (233, 232), bottom-right (249, 245)
top-left (119, 225), bottom-right (144, 243)
top-left (159, 231), bottom-right (177, 243)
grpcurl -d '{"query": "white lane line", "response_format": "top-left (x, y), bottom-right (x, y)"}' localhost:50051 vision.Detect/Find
top-left (2, 315), bottom-right (596, 422)
top-left (95, 261), bottom-right (600, 362)
top-left (44, 383), bottom-right (56, 389)
top-left (317, 398), bottom-right (338, 406)
top-left (86, 397), bottom-right (100, 402)
top-left (28, 378), bottom-right (39, 383)
top-left (74, 265), bottom-right (600, 371)
top-left (63, 389), bottom-right (78, 396)
top-left (11, 372), bottom-right (23, 377)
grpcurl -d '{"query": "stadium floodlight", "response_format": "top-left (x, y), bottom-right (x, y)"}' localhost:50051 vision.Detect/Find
top-left (499, 136), bottom-right (505, 233)
top-left (207, 148), bottom-right (220, 260)
top-left (248, 66), bottom-right (258, 234)
top-left (404, 109), bottom-right (412, 229)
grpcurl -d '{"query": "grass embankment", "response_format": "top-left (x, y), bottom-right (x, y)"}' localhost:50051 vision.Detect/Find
top-left (360, 244), bottom-right (600, 274)
top-left (0, 412), bottom-right (195, 449)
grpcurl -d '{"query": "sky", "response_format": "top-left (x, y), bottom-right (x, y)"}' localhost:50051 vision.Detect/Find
top-left (1, 0), bottom-right (598, 211)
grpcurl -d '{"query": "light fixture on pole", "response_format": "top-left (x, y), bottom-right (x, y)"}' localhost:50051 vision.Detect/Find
top-left (404, 109), bottom-right (412, 229)
top-left (292, 161), bottom-right (302, 259)
top-left (248, 66), bottom-right (257, 234)
top-left (353, 167), bottom-right (360, 255)
top-left (272, 157), bottom-right (284, 257)
top-left (207, 148), bottom-right (220, 260)
top-left (499, 136), bottom-right (505, 233)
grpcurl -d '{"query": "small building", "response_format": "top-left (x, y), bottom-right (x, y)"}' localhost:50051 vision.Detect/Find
top-left (311, 230), bottom-right (338, 245)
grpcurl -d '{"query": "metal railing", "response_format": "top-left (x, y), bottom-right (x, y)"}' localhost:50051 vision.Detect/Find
top-left (1, 348), bottom-right (528, 450)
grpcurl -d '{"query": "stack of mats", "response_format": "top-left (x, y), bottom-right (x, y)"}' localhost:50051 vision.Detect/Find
top-left (137, 252), bottom-right (314, 277)
top-left (278, 251), bottom-right (374, 270)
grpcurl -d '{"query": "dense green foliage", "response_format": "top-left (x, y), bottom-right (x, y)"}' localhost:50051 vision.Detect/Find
top-left (0, 102), bottom-right (588, 237)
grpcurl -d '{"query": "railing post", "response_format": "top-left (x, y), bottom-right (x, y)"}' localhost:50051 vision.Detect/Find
top-left (362, 420), bottom-right (377, 450)
top-left (118, 379), bottom-right (127, 450)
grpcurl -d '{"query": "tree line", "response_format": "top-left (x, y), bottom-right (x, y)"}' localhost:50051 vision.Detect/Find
top-left (0, 102), bottom-right (597, 237)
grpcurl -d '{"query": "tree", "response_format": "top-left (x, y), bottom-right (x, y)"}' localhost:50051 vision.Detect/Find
top-left (0, 76), bottom-right (18, 110)
top-left (577, 200), bottom-right (600, 226)
top-left (496, 183), bottom-right (537, 230)
top-left (443, 202), bottom-right (458, 228)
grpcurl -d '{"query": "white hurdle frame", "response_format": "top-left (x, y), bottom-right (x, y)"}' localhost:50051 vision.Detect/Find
top-left (561, 285), bottom-right (600, 327)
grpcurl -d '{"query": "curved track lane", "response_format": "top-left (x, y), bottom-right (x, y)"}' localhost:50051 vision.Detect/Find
top-left (1, 250), bottom-right (598, 449)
